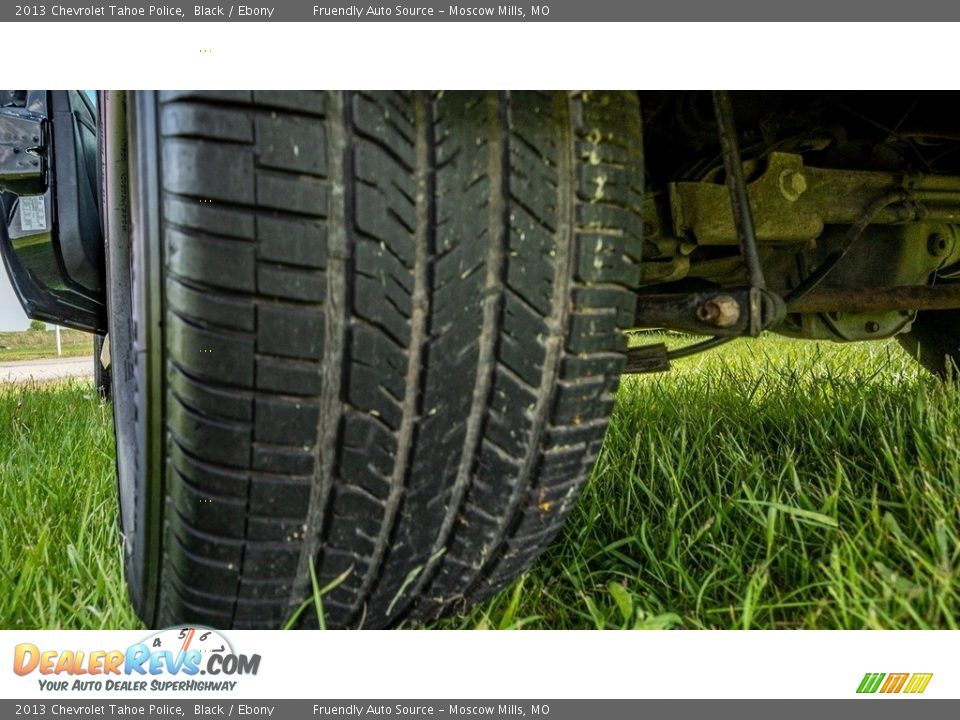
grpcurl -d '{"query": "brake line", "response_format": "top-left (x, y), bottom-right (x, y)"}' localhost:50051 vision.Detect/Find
top-left (666, 335), bottom-right (733, 361)
top-left (784, 189), bottom-right (910, 309)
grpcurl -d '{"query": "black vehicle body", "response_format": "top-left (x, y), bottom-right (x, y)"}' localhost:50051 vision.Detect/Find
top-left (0, 90), bottom-right (106, 334)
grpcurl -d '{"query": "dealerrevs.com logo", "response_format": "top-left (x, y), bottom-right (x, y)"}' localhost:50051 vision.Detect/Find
top-left (857, 673), bottom-right (933, 695)
top-left (13, 627), bottom-right (261, 693)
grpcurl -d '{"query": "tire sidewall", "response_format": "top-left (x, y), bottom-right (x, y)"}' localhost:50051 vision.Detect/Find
top-left (105, 90), bottom-right (165, 627)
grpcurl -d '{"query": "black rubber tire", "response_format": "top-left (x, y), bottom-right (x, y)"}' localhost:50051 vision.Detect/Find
top-left (114, 90), bottom-right (643, 629)
top-left (94, 334), bottom-right (111, 399)
top-left (897, 309), bottom-right (960, 378)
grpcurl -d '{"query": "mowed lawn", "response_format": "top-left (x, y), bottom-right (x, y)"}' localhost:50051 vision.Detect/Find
top-left (0, 329), bottom-right (93, 362)
top-left (1, 336), bottom-right (958, 629)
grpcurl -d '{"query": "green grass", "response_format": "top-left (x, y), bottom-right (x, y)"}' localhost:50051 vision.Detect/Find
top-left (1, 336), bottom-right (958, 629)
top-left (0, 330), bottom-right (93, 362)
top-left (0, 381), bottom-right (138, 628)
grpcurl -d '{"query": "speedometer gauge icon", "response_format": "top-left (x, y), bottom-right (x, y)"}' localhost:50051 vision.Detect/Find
top-left (141, 627), bottom-right (234, 658)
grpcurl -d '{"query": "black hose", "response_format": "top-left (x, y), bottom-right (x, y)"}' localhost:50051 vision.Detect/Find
top-left (666, 335), bottom-right (734, 361)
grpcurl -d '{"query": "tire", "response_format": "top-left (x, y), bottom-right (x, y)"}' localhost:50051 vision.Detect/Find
top-left (897, 308), bottom-right (960, 378)
top-left (94, 334), bottom-right (111, 399)
top-left (111, 90), bottom-right (643, 629)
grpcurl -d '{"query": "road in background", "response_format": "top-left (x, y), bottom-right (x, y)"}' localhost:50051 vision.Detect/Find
top-left (0, 356), bottom-right (93, 383)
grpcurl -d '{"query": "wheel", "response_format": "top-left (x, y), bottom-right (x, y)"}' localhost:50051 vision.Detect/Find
top-left (108, 90), bottom-right (643, 629)
top-left (898, 308), bottom-right (960, 377)
top-left (94, 334), bottom-right (111, 399)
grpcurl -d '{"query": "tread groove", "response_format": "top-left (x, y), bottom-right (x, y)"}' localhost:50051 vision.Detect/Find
top-left (347, 91), bottom-right (434, 622)
top-left (286, 91), bottom-right (350, 620)
top-left (459, 91), bottom-right (577, 600)
top-left (406, 90), bottom-right (509, 613)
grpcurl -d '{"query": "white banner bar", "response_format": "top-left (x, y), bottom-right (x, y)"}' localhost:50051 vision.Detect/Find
top-left (1, 630), bottom-right (955, 699)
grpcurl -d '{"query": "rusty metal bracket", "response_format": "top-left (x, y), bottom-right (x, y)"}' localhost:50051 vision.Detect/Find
top-left (671, 152), bottom-right (960, 246)
top-left (623, 342), bottom-right (671, 374)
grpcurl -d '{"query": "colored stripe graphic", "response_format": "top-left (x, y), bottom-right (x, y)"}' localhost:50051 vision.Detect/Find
top-left (857, 672), bottom-right (932, 694)
top-left (903, 674), bottom-right (933, 694)
top-left (881, 673), bottom-right (909, 693)
top-left (857, 673), bottom-right (885, 693)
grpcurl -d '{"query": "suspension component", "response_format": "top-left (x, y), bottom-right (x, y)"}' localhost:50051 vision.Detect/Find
top-left (634, 288), bottom-right (785, 338)
top-left (670, 153), bottom-right (960, 247)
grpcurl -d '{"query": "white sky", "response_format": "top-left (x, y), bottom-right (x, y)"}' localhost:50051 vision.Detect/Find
top-left (0, 267), bottom-right (29, 330)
